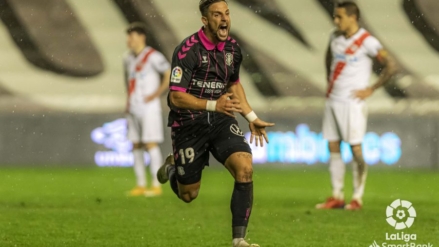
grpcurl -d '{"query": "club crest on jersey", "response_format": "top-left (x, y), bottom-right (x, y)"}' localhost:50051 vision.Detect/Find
top-left (226, 53), bottom-right (233, 66)
top-left (171, 66), bottom-right (183, 83)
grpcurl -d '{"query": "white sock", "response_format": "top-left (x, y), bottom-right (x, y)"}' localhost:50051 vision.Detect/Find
top-left (133, 149), bottom-right (146, 187)
top-left (352, 160), bottom-right (367, 204)
top-left (329, 152), bottom-right (345, 200)
top-left (148, 146), bottom-right (162, 188)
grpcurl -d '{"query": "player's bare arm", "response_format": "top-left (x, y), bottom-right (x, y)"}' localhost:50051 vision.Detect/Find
top-left (354, 49), bottom-right (397, 100)
top-left (169, 91), bottom-right (242, 117)
top-left (325, 43), bottom-right (332, 83)
top-left (124, 66), bottom-right (130, 113)
top-left (228, 83), bottom-right (275, 147)
top-left (145, 69), bottom-right (171, 103)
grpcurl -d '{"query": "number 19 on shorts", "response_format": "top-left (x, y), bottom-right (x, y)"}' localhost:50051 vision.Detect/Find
top-left (179, 148), bottom-right (194, 164)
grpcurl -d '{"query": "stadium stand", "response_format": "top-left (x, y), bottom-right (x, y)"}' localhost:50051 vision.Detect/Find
top-left (1, 0), bottom-right (439, 111)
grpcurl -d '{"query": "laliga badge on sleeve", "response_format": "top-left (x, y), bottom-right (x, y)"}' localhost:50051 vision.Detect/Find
top-left (170, 66), bottom-right (183, 83)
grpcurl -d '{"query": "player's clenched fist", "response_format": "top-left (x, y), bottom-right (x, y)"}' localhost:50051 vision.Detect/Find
top-left (207, 93), bottom-right (242, 117)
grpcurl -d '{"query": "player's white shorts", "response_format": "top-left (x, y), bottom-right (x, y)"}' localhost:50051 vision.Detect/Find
top-left (127, 112), bottom-right (164, 143)
top-left (322, 100), bottom-right (368, 145)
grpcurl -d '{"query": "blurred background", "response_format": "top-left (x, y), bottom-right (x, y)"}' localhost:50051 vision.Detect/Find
top-left (1, 0), bottom-right (438, 169)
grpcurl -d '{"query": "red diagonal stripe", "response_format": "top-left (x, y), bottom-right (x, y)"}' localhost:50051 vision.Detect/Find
top-left (128, 78), bottom-right (136, 95)
top-left (346, 32), bottom-right (370, 54)
top-left (326, 62), bottom-right (346, 97)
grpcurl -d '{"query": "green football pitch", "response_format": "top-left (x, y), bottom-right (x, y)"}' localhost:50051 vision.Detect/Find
top-left (0, 166), bottom-right (437, 247)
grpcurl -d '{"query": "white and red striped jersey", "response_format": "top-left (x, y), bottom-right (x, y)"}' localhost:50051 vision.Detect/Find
top-left (124, 46), bottom-right (170, 115)
top-left (327, 28), bottom-right (383, 102)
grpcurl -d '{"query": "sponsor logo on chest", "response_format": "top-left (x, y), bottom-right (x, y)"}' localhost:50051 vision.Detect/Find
top-left (191, 79), bottom-right (226, 89)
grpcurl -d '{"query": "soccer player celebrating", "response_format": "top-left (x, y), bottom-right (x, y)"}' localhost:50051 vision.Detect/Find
top-left (316, 2), bottom-right (397, 210)
top-left (157, 1), bottom-right (274, 246)
top-left (124, 22), bottom-right (171, 197)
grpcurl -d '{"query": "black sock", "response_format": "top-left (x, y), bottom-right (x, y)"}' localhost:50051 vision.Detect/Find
top-left (231, 181), bottom-right (253, 239)
top-left (168, 166), bottom-right (179, 197)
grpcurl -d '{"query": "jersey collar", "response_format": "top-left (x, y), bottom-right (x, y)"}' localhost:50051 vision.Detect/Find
top-left (198, 27), bottom-right (226, 51)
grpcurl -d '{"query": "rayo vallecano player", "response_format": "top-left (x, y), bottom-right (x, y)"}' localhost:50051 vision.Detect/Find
top-left (124, 22), bottom-right (171, 197)
top-left (157, 1), bottom-right (275, 246)
top-left (316, 2), bottom-right (397, 210)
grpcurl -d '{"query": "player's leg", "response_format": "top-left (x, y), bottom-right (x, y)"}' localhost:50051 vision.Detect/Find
top-left (127, 114), bottom-right (147, 196)
top-left (144, 142), bottom-right (163, 197)
top-left (317, 101), bottom-right (346, 209)
top-left (346, 143), bottom-right (367, 210)
top-left (345, 102), bottom-right (368, 210)
top-left (209, 116), bottom-right (258, 247)
top-left (132, 142), bottom-right (147, 192)
top-left (157, 123), bottom-right (209, 203)
top-left (142, 112), bottom-right (164, 197)
top-left (158, 152), bottom-right (201, 202)
top-left (329, 141), bottom-right (345, 200)
top-left (224, 152), bottom-right (257, 247)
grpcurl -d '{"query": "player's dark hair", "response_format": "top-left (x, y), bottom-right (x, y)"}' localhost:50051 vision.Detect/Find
top-left (126, 22), bottom-right (147, 36)
top-left (199, 0), bottom-right (228, 17)
top-left (336, 1), bottom-right (360, 20)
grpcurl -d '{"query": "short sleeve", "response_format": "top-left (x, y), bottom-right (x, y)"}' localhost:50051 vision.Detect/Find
top-left (169, 45), bottom-right (198, 92)
top-left (151, 51), bottom-right (171, 74)
top-left (229, 44), bottom-right (242, 84)
top-left (364, 36), bottom-right (383, 57)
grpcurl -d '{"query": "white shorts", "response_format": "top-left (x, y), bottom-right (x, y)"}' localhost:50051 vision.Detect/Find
top-left (127, 112), bottom-right (164, 143)
top-left (322, 100), bottom-right (368, 145)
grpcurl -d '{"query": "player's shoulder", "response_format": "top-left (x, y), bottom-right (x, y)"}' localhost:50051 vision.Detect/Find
top-left (225, 36), bottom-right (241, 52)
top-left (330, 30), bottom-right (344, 40)
top-left (173, 33), bottom-right (201, 63)
top-left (226, 36), bottom-right (240, 47)
top-left (148, 47), bottom-right (164, 58)
top-left (175, 32), bottom-right (200, 52)
top-left (123, 50), bottom-right (134, 60)
top-left (123, 51), bottom-right (135, 66)
top-left (361, 29), bottom-right (381, 47)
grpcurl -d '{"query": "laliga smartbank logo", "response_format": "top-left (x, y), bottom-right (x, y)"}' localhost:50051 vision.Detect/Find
top-left (386, 199), bottom-right (416, 230)
top-left (369, 199), bottom-right (433, 247)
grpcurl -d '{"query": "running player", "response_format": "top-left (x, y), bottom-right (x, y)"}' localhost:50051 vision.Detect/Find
top-left (316, 1), bottom-right (397, 210)
top-left (157, 1), bottom-right (274, 246)
top-left (124, 22), bottom-right (171, 197)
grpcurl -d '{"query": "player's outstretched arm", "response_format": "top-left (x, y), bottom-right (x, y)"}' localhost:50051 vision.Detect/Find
top-left (228, 83), bottom-right (275, 147)
top-left (169, 91), bottom-right (242, 117)
top-left (354, 49), bottom-right (397, 100)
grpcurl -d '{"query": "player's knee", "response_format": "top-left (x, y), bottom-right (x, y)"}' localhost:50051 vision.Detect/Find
top-left (145, 143), bottom-right (158, 151)
top-left (177, 183), bottom-right (200, 203)
top-left (179, 190), bottom-right (199, 203)
top-left (328, 141), bottom-right (341, 153)
top-left (234, 165), bottom-right (253, 183)
top-left (351, 145), bottom-right (363, 158)
top-left (133, 143), bottom-right (143, 149)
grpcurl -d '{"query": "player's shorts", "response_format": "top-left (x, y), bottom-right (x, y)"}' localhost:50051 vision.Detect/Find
top-left (322, 100), bottom-right (368, 145)
top-left (171, 113), bottom-right (252, 185)
top-left (127, 112), bottom-right (164, 143)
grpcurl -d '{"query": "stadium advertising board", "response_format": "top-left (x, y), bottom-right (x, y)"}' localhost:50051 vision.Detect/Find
top-left (91, 119), bottom-right (402, 167)
top-left (0, 114), bottom-right (434, 168)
